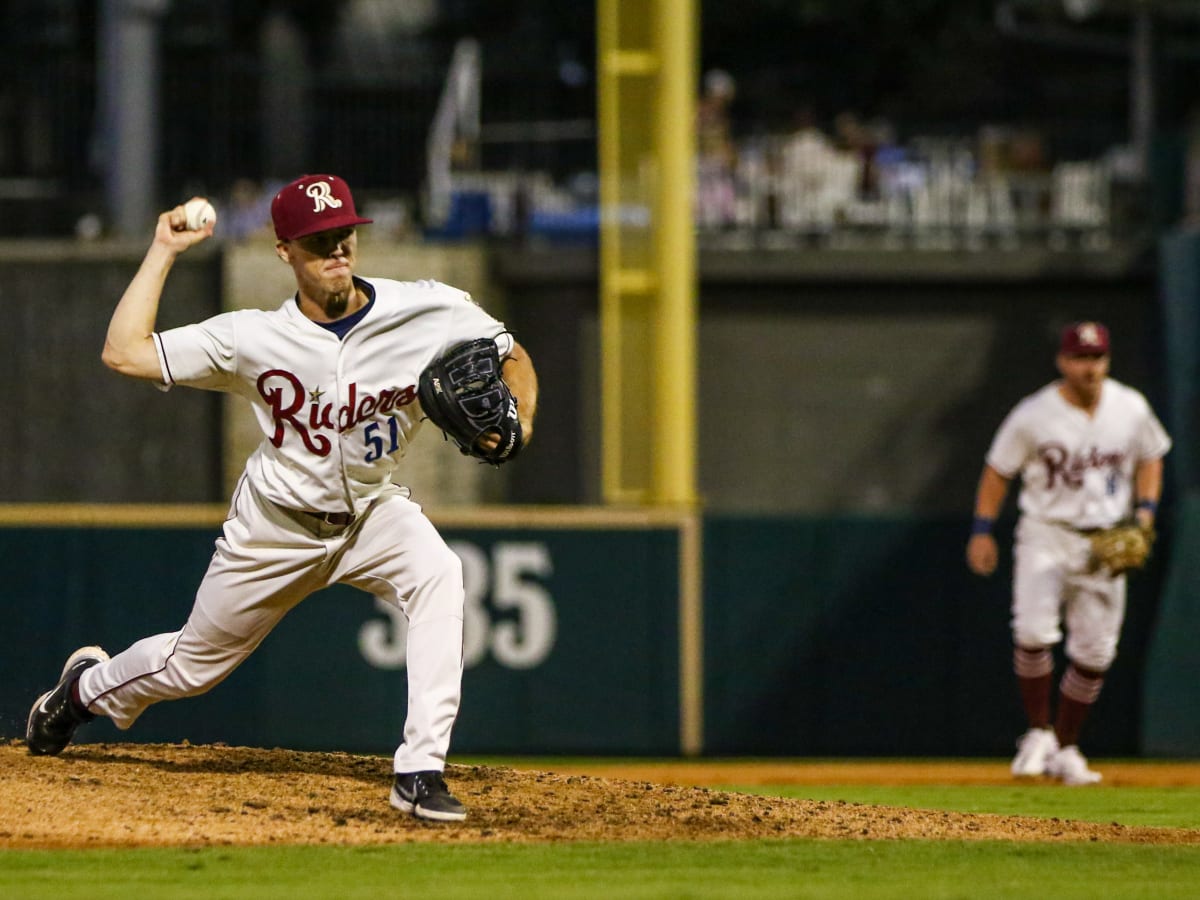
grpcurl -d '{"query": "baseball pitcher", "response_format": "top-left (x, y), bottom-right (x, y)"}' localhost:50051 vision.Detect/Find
top-left (25, 174), bottom-right (539, 822)
top-left (966, 321), bottom-right (1169, 785)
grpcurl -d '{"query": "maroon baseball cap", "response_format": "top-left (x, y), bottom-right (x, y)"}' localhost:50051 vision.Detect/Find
top-left (270, 174), bottom-right (373, 241)
top-left (1060, 321), bottom-right (1110, 356)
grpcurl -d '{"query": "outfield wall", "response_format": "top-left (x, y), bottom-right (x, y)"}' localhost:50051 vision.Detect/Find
top-left (0, 506), bottom-right (695, 757)
top-left (0, 506), bottom-right (1176, 758)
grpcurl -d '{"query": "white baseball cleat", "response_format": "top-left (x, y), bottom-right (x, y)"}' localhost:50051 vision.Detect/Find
top-left (1011, 727), bottom-right (1059, 777)
top-left (1046, 744), bottom-right (1103, 785)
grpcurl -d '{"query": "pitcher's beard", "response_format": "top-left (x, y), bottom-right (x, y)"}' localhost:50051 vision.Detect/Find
top-left (318, 272), bottom-right (357, 318)
top-left (322, 289), bottom-right (350, 319)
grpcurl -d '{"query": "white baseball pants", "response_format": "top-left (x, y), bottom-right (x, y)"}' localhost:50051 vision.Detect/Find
top-left (1011, 516), bottom-right (1126, 671)
top-left (77, 479), bottom-right (465, 774)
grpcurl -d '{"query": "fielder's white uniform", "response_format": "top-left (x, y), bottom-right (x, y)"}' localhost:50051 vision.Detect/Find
top-left (77, 276), bottom-right (510, 774)
top-left (986, 378), bottom-right (1171, 670)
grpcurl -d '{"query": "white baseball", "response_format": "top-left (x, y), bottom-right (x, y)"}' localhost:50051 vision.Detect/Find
top-left (184, 198), bottom-right (217, 231)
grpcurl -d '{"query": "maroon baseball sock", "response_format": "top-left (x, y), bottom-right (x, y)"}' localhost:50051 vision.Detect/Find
top-left (1013, 645), bottom-right (1054, 729)
top-left (1017, 675), bottom-right (1053, 729)
top-left (1055, 664), bottom-right (1104, 747)
top-left (70, 681), bottom-right (95, 721)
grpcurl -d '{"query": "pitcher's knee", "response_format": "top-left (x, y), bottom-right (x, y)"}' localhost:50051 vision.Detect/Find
top-left (409, 544), bottom-right (465, 619)
top-left (428, 542), bottom-right (463, 586)
top-left (164, 630), bottom-right (254, 698)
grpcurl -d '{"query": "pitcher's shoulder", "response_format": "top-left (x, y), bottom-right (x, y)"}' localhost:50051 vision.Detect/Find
top-left (361, 276), bottom-right (471, 306)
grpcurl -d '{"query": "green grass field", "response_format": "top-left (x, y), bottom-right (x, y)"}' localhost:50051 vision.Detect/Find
top-left (2, 841), bottom-right (1200, 900)
top-left (3, 764), bottom-right (1199, 899)
top-left (745, 783), bottom-right (1200, 829)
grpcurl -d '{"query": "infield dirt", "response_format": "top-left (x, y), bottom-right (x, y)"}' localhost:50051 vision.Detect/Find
top-left (3, 741), bottom-right (1199, 848)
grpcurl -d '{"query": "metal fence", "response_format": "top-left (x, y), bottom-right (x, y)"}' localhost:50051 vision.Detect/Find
top-left (695, 132), bottom-right (1145, 253)
top-left (0, 4), bottom-right (1158, 247)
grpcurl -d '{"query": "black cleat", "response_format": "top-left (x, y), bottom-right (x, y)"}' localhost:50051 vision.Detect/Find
top-left (26, 646), bottom-right (109, 756)
top-left (390, 770), bottom-right (467, 822)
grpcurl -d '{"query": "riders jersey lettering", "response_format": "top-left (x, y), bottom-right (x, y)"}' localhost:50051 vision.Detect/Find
top-left (153, 277), bottom-right (511, 514)
top-left (986, 379), bottom-right (1171, 529)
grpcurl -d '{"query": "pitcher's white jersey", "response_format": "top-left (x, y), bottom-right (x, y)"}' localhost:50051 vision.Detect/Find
top-left (986, 378), bottom-right (1171, 529)
top-left (153, 277), bottom-right (510, 513)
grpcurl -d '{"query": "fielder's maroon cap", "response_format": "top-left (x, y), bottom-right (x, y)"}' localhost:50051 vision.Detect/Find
top-left (271, 174), bottom-right (373, 241)
top-left (1060, 321), bottom-right (1110, 356)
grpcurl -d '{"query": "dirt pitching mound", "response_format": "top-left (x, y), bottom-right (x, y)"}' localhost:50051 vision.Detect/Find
top-left (3, 742), bottom-right (1198, 848)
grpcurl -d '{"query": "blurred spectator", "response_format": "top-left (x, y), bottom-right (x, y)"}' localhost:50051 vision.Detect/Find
top-left (777, 107), bottom-right (859, 234)
top-left (833, 110), bottom-right (882, 198)
top-left (696, 68), bottom-right (738, 228)
top-left (1007, 128), bottom-right (1047, 173)
top-left (977, 125), bottom-right (1009, 177)
top-left (224, 178), bottom-right (277, 242)
top-left (975, 124), bottom-right (1048, 175)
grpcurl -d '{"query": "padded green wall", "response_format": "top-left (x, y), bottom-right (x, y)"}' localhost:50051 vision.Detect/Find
top-left (0, 515), bottom-right (1175, 756)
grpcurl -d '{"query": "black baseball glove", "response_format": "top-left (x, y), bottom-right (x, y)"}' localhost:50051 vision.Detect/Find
top-left (418, 337), bottom-right (523, 464)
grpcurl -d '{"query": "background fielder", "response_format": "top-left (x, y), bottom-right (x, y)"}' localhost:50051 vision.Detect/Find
top-left (966, 321), bottom-right (1169, 785)
top-left (25, 173), bottom-right (538, 822)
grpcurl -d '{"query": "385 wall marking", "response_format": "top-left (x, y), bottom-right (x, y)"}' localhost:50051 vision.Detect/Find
top-left (358, 541), bottom-right (556, 670)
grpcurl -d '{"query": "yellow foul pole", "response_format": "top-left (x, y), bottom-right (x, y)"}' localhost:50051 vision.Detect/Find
top-left (597, 0), bottom-right (697, 508)
top-left (598, 0), bottom-right (702, 755)
top-left (651, 0), bottom-right (697, 507)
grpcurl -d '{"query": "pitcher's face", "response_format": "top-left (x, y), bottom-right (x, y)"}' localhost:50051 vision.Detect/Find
top-left (277, 227), bottom-right (359, 318)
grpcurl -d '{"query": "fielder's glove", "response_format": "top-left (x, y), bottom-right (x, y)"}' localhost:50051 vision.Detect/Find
top-left (1087, 523), bottom-right (1155, 576)
top-left (418, 337), bottom-right (523, 464)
